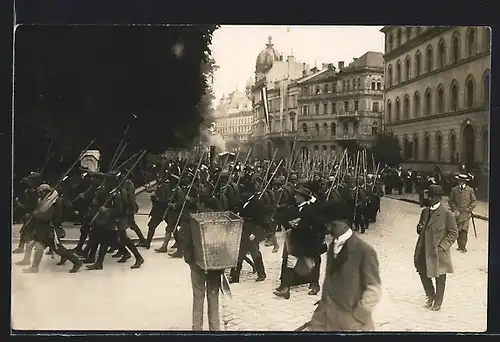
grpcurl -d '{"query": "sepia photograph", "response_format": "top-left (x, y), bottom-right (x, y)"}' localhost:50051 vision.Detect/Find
top-left (11, 24), bottom-right (490, 332)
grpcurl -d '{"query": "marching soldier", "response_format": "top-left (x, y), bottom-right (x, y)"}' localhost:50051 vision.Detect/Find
top-left (448, 174), bottom-right (477, 253)
top-left (120, 173), bottom-right (148, 246)
top-left (155, 174), bottom-right (183, 254)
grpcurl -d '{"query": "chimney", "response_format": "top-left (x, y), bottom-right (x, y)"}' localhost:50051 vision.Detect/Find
top-left (302, 62), bottom-right (307, 76)
top-left (311, 67), bottom-right (318, 73)
top-left (338, 61), bottom-right (344, 69)
top-left (280, 54), bottom-right (283, 61)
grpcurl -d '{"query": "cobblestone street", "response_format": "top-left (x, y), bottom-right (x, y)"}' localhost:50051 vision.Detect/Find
top-left (11, 196), bottom-right (488, 332)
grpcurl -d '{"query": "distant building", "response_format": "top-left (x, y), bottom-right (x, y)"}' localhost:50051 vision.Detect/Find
top-left (213, 90), bottom-right (253, 152)
top-left (381, 26), bottom-right (490, 174)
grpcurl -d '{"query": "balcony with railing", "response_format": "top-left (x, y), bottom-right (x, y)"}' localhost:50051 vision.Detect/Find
top-left (336, 133), bottom-right (376, 141)
top-left (267, 131), bottom-right (298, 139)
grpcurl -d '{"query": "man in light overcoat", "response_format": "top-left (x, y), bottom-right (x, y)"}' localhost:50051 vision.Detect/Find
top-left (448, 173), bottom-right (476, 253)
top-left (414, 184), bottom-right (458, 311)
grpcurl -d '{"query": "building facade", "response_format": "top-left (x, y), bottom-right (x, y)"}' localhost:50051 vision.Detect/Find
top-left (381, 26), bottom-right (490, 174)
top-left (213, 90), bottom-right (254, 152)
top-left (296, 52), bottom-right (385, 159)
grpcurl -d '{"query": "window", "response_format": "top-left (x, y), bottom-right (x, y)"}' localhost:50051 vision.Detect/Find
top-left (426, 46), bottom-right (433, 72)
top-left (451, 83), bottom-right (459, 111)
top-left (466, 78), bottom-right (474, 109)
top-left (467, 28), bottom-right (476, 57)
top-left (323, 123), bottom-right (328, 134)
top-left (372, 122), bottom-right (378, 135)
top-left (438, 40), bottom-right (446, 68)
top-left (347, 80), bottom-right (350, 91)
top-left (343, 122), bottom-right (348, 135)
top-left (424, 135), bottom-right (430, 160)
top-left (342, 80), bottom-right (346, 91)
top-left (315, 85), bottom-right (320, 94)
top-left (413, 136), bottom-right (419, 160)
top-left (387, 101), bottom-right (392, 122)
top-left (302, 105), bottom-right (308, 115)
top-left (387, 65), bottom-right (393, 87)
top-left (290, 114), bottom-right (296, 131)
top-left (371, 81), bottom-right (376, 90)
top-left (415, 51), bottom-right (421, 77)
top-left (403, 96), bottom-right (410, 120)
top-left (388, 33), bottom-right (393, 51)
top-left (332, 102), bottom-right (337, 113)
top-left (352, 79), bottom-right (356, 90)
top-left (377, 81), bottom-right (381, 90)
top-left (354, 122), bottom-right (359, 135)
top-left (344, 101), bottom-right (349, 112)
top-left (437, 86), bottom-right (445, 113)
top-left (302, 123), bottom-right (308, 133)
top-left (452, 33), bottom-right (460, 63)
top-left (424, 90), bottom-right (432, 116)
top-left (315, 123), bottom-right (320, 135)
top-left (483, 71), bottom-right (490, 107)
top-left (405, 57), bottom-right (411, 80)
top-left (315, 103), bottom-right (320, 114)
top-left (354, 100), bottom-right (359, 112)
top-left (373, 102), bottom-right (380, 112)
top-left (397, 28), bottom-right (402, 46)
top-left (332, 83), bottom-right (337, 92)
top-left (331, 122), bottom-right (336, 135)
top-left (323, 84), bottom-right (329, 93)
top-left (323, 103), bottom-right (328, 115)
top-left (395, 97), bottom-right (401, 121)
top-left (436, 134), bottom-right (442, 161)
top-left (405, 27), bottom-right (412, 41)
top-left (450, 133), bottom-right (456, 162)
top-left (396, 61), bottom-right (401, 83)
top-left (357, 78), bottom-right (361, 89)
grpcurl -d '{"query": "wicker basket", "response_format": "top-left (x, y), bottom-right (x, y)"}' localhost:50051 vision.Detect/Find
top-left (189, 211), bottom-right (243, 271)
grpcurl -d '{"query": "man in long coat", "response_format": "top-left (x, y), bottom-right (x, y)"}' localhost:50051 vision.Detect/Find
top-left (448, 173), bottom-right (476, 253)
top-left (308, 200), bottom-right (381, 331)
top-left (414, 185), bottom-right (458, 311)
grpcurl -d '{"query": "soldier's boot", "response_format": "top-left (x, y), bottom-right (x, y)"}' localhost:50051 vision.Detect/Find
top-left (169, 247), bottom-right (183, 258)
top-left (229, 262), bottom-right (243, 284)
top-left (171, 228), bottom-right (180, 249)
top-left (125, 242), bottom-right (144, 269)
top-left (243, 256), bottom-right (256, 273)
top-left (83, 244), bottom-right (98, 263)
top-left (273, 267), bottom-right (293, 299)
top-left (58, 246), bottom-right (83, 273)
top-left (117, 247), bottom-right (132, 263)
top-left (15, 241), bottom-right (35, 266)
top-left (73, 230), bottom-right (88, 256)
top-left (308, 283), bottom-right (320, 296)
top-left (138, 225), bottom-right (156, 249)
top-left (86, 244), bottom-right (107, 270)
top-left (254, 256), bottom-right (266, 282)
top-left (129, 223), bottom-right (147, 246)
top-left (271, 234), bottom-right (280, 253)
top-left (155, 231), bottom-right (172, 253)
top-left (23, 247), bottom-right (44, 273)
top-left (56, 256), bottom-right (68, 266)
top-left (112, 245), bottom-right (126, 258)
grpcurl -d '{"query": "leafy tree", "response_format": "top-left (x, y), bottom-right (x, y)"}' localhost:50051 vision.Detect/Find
top-left (14, 25), bottom-right (219, 179)
top-left (369, 132), bottom-right (403, 167)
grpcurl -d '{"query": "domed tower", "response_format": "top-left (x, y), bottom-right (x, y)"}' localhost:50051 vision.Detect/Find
top-left (245, 77), bottom-right (254, 101)
top-left (255, 36), bottom-right (281, 78)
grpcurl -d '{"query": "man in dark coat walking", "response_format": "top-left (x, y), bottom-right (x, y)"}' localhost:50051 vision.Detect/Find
top-left (414, 184), bottom-right (458, 311)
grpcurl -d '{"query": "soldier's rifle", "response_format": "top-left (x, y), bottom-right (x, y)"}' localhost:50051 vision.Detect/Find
top-left (211, 153), bottom-right (232, 197)
top-left (159, 155), bottom-right (191, 223)
top-left (261, 149), bottom-right (278, 189)
top-left (235, 148), bottom-right (252, 187)
top-left (109, 124), bottom-right (130, 170)
top-left (258, 159), bottom-right (284, 200)
top-left (351, 151), bottom-right (361, 228)
top-left (326, 150), bottom-right (347, 201)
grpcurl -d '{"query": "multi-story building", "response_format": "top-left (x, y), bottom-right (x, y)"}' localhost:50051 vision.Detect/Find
top-left (250, 37), bottom-right (309, 159)
top-left (296, 52), bottom-right (385, 159)
top-left (213, 89), bottom-right (254, 152)
top-left (381, 26), bottom-right (490, 174)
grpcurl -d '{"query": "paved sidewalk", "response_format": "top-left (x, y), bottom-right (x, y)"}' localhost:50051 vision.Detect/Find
top-left (386, 192), bottom-right (489, 220)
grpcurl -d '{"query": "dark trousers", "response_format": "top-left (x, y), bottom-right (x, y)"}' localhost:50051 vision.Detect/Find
top-left (127, 213), bottom-right (146, 242)
top-left (405, 180), bottom-right (413, 193)
top-left (419, 273), bottom-right (447, 306)
top-left (190, 265), bottom-right (221, 331)
top-left (310, 254), bottom-right (322, 285)
top-left (230, 228), bottom-right (266, 280)
top-left (117, 229), bottom-right (143, 260)
top-left (75, 219), bottom-right (91, 251)
top-left (457, 230), bottom-right (468, 250)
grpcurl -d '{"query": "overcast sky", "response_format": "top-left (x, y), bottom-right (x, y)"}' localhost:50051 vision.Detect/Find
top-left (210, 25), bottom-right (384, 104)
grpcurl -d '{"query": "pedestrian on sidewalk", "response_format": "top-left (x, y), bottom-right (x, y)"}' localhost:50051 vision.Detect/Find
top-left (307, 201), bottom-right (381, 331)
top-left (448, 174), bottom-right (476, 253)
top-left (414, 185), bottom-right (458, 311)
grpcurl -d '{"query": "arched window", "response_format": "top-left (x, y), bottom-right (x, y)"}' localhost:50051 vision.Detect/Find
top-left (397, 28), bottom-right (402, 46)
top-left (352, 79), bottom-right (356, 90)
top-left (413, 135), bottom-right (419, 160)
top-left (414, 92), bottom-right (421, 118)
top-left (302, 123), bottom-right (308, 133)
top-left (451, 82), bottom-right (459, 111)
top-left (386, 100), bottom-right (392, 122)
top-left (467, 27), bottom-right (476, 57)
top-left (323, 122), bottom-right (328, 134)
top-left (354, 122), bottom-right (359, 135)
top-left (437, 85), bottom-right (445, 113)
top-left (405, 56), bottom-right (411, 80)
top-left (415, 51), bottom-right (421, 77)
top-left (484, 27), bottom-right (491, 52)
top-left (483, 71), bottom-right (490, 107)
top-left (396, 61), bottom-right (401, 83)
top-left (466, 77), bottom-right (475, 109)
top-left (403, 95), bottom-right (410, 120)
top-left (331, 122), bottom-right (336, 135)
top-left (395, 97), bottom-right (401, 121)
top-left (438, 39), bottom-right (446, 68)
top-left (387, 65), bottom-right (393, 87)
top-left (315, 123), bottom-right (320, 135)
top-left (424, 88), bottom-right (432, 116)
top-left (424, 135), bottom-right (430, 160)
top-left (449, 132), bottom-right (457, 162)
top-left (403, 135), bottom-right (410, 159)
top-left (372, 122), bottom-right (378, 135)
top-left (436, 133), bottom-right (443, 161)
top-left (452, 32), bottom-right (460, 63)
top-left (388, 33), bottom-right (393, 51)
top-left (290, 113), bottom-right (296, 131)
top-left (426, 46), bottom-right (433, 72)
